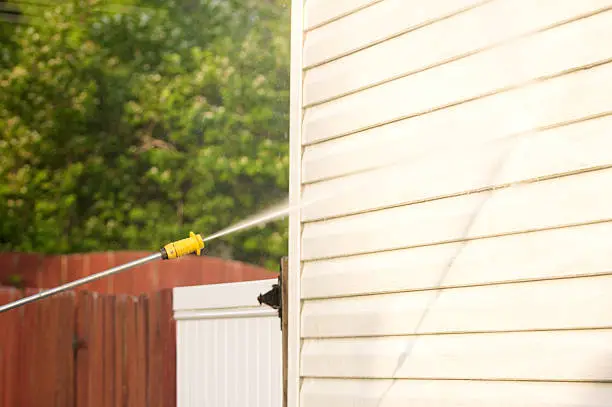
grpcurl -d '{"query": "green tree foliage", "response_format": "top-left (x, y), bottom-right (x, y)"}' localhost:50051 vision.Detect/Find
top-left (0, 0), bottom-right (290, 270)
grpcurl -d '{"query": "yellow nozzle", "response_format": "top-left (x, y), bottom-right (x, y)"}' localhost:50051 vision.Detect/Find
top-left (161, 231), bottom-right (205, 260)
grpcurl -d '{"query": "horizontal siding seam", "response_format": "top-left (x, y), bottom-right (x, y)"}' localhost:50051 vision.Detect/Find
top-left (301, 326), bottom-right (612, 340)
top-left (299, 376), bottom-right (612, 384)
top-left (302, 58), bottom-right (612, 147)
top-left (301, 269), bottom-right (612, 301)
top-left (303, 218), bottom-right (612, 263)
top-left (303, 0), bottom-right (492, 70)
top-left (304, 0), bottom-right (385, 33)
top-left (302, 5), bottom-right (612, 107)
top-left (302, 163), bottom-right (612, 224)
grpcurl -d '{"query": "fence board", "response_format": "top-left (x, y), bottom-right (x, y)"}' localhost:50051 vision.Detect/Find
top-left (86, 253), bottom-right (114, 293)
top-left (103, 295), bottom-right (116, 407)
top-left (137, 296), bottom-right (148, 407)
top-left (147, 290), bottom-right (163, 407)
top-left (43, 293), bottom-right (55, 405)
top-left (39, 256), bottom-right (62, 289)
top-left (160, 290), bottom-right (176, 407)
top-left (19, 288), bottom-right (40, 406)
top-left (0, 289), bottom-right (20, 407)
top-left (43, 295), bottom-right (54, 404)
top-left (91, 293), bottom-right (104, 407)
top-left (125, 297), bottom-right (139, 406)
top-left (115, 294), bottom-right (127, 407)
top-left (75, 291), bottom-right (91, 407)
top-left (95, 295), bottom-right (107, 407)
top-left (57, 293), bottom-right (76, 407)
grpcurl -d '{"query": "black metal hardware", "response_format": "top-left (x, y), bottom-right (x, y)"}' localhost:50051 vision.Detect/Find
top-left (257, 275), bottom-right (282, 322)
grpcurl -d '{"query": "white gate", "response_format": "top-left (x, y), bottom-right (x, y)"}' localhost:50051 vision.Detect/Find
top-left (174, 279), bottom-right (282, 407)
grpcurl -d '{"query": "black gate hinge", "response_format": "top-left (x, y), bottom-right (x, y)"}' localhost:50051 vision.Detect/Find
top-left (257, 275), bottom-right (282, 324)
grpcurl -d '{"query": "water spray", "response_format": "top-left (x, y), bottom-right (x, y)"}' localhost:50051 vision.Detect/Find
top-left (203, 199), bottom-right (291, 242)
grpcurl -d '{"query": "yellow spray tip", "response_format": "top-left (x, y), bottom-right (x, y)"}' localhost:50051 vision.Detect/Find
top-left (161, 231), bottom-right (205, 260)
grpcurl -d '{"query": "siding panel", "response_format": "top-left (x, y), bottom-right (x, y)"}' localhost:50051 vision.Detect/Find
top-left (301, 379), bottom-right (612, 407)
top-left (303, 36), bottom-right (612, 145)
top-left (303, 0), bottom-right (486, 68)
top-left (304, 4), bottom-right (612, 105)
top-left (302, 115), bottom-right (612, 222)
top-left (302, 169), bottom-right (612, 261)
top-left (301, 330), bottom-right (612, 380)
top-left (304, 0), bottom-right (381, 31)
top-left (302, 63), bottom-right (612, 183)
top-left (301, 222), bottom-right (612, 299)
top-left (302, 275), bottom-right (612, 337)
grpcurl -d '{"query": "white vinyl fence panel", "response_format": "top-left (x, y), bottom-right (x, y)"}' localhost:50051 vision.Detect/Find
top-left (174, 279), bottom-right (282, 407)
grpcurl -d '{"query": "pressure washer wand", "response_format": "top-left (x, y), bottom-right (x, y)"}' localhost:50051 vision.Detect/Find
top-left (0, 231), bottom-right (205, 314)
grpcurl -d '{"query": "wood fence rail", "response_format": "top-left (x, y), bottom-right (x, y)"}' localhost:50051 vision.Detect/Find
top-left (0, 287), bottom-right (175, 407)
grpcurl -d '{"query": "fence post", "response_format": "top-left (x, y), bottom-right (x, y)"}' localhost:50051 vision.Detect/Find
top-left (280, 256), bottom-right (288, 407)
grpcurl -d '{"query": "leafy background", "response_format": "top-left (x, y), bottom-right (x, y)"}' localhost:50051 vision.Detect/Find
top-left (0, 0), bottom-right (291, 270)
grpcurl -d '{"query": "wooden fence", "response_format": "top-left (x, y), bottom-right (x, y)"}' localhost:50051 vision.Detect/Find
top-left (0, 287), bottom-right (175, 407)
top-left (0, 252), bottom-right (276, 295)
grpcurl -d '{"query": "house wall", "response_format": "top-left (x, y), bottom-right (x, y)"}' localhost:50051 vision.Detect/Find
top-left (289, 0), bottom-right (612, 406)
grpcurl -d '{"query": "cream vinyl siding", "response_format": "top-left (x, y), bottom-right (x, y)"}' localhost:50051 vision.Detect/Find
top-left (303, 0), bottom-right (488, 68)
top-left (301, 221), bottom-right (612, 299)
top-left (301, 330), bottom-right (612, 379)
top-left (289, 1), bottom-right (612, 406)
top-left (303, 0), bottom-right (383, 31)
top-left (303, 0), bottom-right (612, 106)
top-left (301, 380), bottom-right (612, 407)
